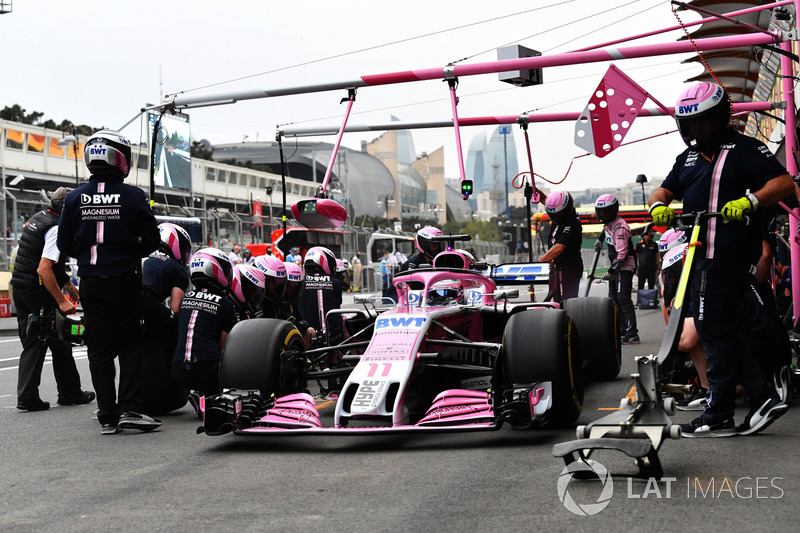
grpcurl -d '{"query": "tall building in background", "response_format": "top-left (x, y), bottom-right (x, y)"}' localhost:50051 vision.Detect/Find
top-left (466, 126), bottom-right (520, 218)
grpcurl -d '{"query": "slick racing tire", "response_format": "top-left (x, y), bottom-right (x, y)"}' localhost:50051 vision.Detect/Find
top-left (219, 318), bottom-right (305, 397)
top-left (501, 309), bottom-right (584, 426)
top-left (562, 296), bottom-right (621, 381)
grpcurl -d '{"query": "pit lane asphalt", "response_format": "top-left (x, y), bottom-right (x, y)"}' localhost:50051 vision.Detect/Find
top-left (1, 283), bottom-right (797, 532)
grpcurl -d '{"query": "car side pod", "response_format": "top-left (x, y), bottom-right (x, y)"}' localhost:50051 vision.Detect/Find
top-left (551, 354), bottom-right (681, 480)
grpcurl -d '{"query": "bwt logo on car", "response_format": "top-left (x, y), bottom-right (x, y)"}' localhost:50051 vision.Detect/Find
top-left (81, 193), bottom-right (121, 204)
top-left (376, 317), bottom-right (426, 329)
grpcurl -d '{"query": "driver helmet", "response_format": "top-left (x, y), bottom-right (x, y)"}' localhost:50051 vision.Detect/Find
top-left (594, 194), bottom-right (619, 224)
top-left (83, 130), bottom-right (132, 179)
top-left (284, 261), bottom-right (304, 302)
top-left (674, 81), bottom-right (731, 153)
top-left (545, 189), bottom-right (573, 223)
top-left (158, 222), bottom-right (192, 267)
top-left (254, 255), bottom-right (287, 302)
top-left (657, 228), bottom-right (688, 254)
top-left (416, 226), bottom-right (443, 258)
top-left (303, 246), bottom-right (336, 276)
top-left (661, 243), bottom-right (688, 305)
top-left (189, 248), bottom-right (232, 293)
top-left (432, 249), bottom-right (475, 270)
top-left (230, 264), bottom-right (266, 314)
top-left (426, 279), bottom-right (464, 306)
top-left (50, 187), bottom-right (70, 215)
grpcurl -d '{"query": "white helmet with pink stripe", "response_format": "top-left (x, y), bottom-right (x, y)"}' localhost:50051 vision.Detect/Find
top-left (675, 81), bottom-right (731, 151)
top-left (230, 264), bottom-right (266, 313)
top-left (83, 130), bottom-right (132, 179)
top-left (189, 247), bottom-right (232, 292)
top-left (303, 246), bottom-right (336, 276)
top-left (254, 255), bottom-right (287, 302)
top-left (658, 228), bottom-right (688, 254)
top-left (594, 194), bottom-right (619, 224)
top-left (545, 189), bottom-right (573, 222)
top-left (158, 223), bottom-right (192, 266)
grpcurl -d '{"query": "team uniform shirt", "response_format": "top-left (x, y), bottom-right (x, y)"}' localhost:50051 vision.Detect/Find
top-left (548, 212), bottom-right (583, 268)
top-left (42, 226), bottom-right (60, 262)
top-left (142, 251), bottom-right (189, 301)
top-left (661, 129), bottom-right (787, 265)
top-left (57, 175), bottom-right (160, 277)
top-left (398, 252), bottom-right (428, 273)
top-left (603, 217), bottom-right (636, 272)
top-left (298, 274), bottom-right (342, 332)
top-left (635, 239), bottom-right (659, 270)
top-left (173, 288), bottom-right (236, 364)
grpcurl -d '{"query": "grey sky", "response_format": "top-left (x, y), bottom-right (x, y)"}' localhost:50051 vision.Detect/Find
top-left (2, 0), bottom-right (707, 191)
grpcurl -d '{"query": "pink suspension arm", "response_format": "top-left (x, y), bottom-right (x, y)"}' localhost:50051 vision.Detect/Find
top-left (320, 90), bottom-right (356, 195)
top-left (448, 80), bottom-right (467, 185)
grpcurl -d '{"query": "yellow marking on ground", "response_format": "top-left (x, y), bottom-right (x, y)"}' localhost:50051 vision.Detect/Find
top-left (597, 386), bottom-right (636, 410)
top-left (315, 399), bottom-right (336, 410)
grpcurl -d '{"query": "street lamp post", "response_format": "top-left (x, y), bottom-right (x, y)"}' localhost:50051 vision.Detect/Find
top-left (636, 174), bottom-right (648, 209)
top-left (57, 126), bottom-right (80, 186)
top-left (266, 186), bottom-right (274, 241)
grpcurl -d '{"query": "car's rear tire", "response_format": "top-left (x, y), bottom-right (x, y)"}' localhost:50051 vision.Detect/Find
top-left (219, 318), bottom-right (305, 397)
top-left (501, 309), bottom-right (584, 425)
top-left (562, 296), bottom-right (621, 380)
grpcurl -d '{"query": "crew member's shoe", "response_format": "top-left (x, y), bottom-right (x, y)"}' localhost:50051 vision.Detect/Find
top-left (680, 416), bottom-right (736, 438)
top-left (188, 392), bottom-right (202, 419)
top-left (57, 390), bottom-right (96, 406)
top-left (621, 334), bottom-right (640, 345)
top-left (736, 396), bottom-right (788, 436)
top-left (118, 411), bottom-right (162, 432)
top-left (774, 366), bottom-right (790, 404)
top-left (17, 399), bottom-right (51, 411)
top-left (677, 387), bottom-right (708, 411)
top-left (101, 424), bottom-right (121, 435)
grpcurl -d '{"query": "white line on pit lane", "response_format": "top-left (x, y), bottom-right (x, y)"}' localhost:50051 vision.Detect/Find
top-left (0, 352), bottom-right (88, 372)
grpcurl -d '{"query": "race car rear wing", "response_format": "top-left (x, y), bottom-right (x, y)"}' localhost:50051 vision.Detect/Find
top-left (488, 262), bottom-right (551, 285)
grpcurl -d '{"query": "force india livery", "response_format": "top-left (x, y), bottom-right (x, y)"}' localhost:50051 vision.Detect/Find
top-left (201, 236), bottom-right (621, 437)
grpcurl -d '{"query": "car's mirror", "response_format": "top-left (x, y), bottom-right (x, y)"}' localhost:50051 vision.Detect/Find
top-left (492, 289), bottom-right (519, 301)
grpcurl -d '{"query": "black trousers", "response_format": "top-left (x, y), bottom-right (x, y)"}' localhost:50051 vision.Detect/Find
top-left (607, 270), bottom-right (637, 337)
top-left (170, 360), bottom-right (221, 398)
top-left (637, 267), bottom-right (657, 290)
top-left (14, 286), bottom-right (82, 404)
top-left (80, 273), bottom-right (144, 426)
top-left (692, 259), bottom-right (773, 424)
top-left (554, 262), bottom-right (583, 302)
top-left (141, 300), bottom-right (187, 415)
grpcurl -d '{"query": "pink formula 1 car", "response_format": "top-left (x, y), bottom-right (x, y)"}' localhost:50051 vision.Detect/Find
top-left (201, 237), bottom-right (620, 437)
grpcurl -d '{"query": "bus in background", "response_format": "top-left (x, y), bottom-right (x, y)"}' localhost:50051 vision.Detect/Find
top-left (365, 231), bottom-right (415, 268)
